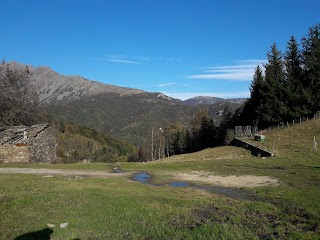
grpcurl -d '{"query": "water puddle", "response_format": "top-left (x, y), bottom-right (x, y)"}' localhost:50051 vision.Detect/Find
top-left (169, 182), bottom-right (190, 187)
top-left (112, 167), bottom-right (124, 173)
top-left (132, 172), bottom-right (255, 201)
top-left (132, 172), bottom-right (151, 184)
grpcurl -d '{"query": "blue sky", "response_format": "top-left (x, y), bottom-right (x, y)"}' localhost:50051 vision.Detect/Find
top-left (1, 0), bottom-right (319, 100)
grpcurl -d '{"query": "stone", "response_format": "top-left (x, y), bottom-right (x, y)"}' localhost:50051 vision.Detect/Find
top-left (0, 124), bottom-right (57, 163)
top-left (60, 222), bottom-right (68, 228)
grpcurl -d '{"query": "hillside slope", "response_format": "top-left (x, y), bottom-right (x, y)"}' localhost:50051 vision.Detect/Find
top-left (7, 61), bottom-right (143, 105)
top-left (6, 61), bottom-right (243, 146)
top-left (184, 96), bottom-right (245, 106)
top-left (243, 117), bottom-right (320, 158)
top-left (47, 92), bottom-right (191, 145)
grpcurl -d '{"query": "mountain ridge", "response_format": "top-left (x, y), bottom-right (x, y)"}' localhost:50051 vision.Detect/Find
top-left (7, 61), bottom-right (245, 105)
top-left (5, 61), bottom-right (244, 146)
top-left (183, 96), bottom-right (246, 106)
top-left (7, 61), bottom-right (144, 105)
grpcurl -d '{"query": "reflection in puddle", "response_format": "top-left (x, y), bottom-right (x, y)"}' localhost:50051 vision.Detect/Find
top-left (132, 172), bottom-right (254, 201)
top-left (169, 182), bottom-right (190, 187)
top-left (132, 172), bottom-right (151, 184)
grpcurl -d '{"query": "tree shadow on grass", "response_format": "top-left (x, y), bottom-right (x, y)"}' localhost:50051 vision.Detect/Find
top-left (14, 227), bottom-right (81, 240)
top-left (14, 228), bottom-right (53, 240)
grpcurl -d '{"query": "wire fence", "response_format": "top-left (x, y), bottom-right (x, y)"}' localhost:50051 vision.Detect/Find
top-left (235, 111), bottom-right (320, 155)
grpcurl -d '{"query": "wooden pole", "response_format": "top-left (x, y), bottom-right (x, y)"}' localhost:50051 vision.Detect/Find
top-left (151, 127), bottom-right (154, 161)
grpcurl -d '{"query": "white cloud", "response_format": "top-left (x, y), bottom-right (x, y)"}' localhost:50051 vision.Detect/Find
top-left (204, 64), bottom-right (258, 70)
top-left (162, 91), bottom-right (250, 101)
top-left (236, 59), bottom-right (267, 65)
top-left (91, 55), bottom-right (150, 64)
top-left (106, 55), bottom-right (150, 61)
top-left (105, 58), bottom-right (141, 64)
top-left (157, 82), bottom-right (176, 87)
top-left (187, 59), bottom-right (266, 81)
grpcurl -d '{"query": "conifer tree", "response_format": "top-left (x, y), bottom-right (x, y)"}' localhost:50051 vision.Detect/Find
top-left (284, 36), bottom-right (306, 119)
top-left (248, 66), bottom-right (265, 125)
top-left (259, 43), bottom-right (286, 126)
top-left (302, 24), bottom-right (320, 114)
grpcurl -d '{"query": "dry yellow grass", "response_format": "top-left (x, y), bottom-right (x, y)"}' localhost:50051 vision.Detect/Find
top-left (152, 146), bottom-right (253, 163)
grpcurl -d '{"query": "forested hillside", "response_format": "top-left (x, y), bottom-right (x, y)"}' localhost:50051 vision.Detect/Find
top-left (49, 119), bottom-right (133, 163)
top-left (0, 62), bottom-right (134, 163)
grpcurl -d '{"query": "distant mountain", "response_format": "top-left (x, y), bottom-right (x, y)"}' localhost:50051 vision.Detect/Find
top-left (6, 61), bottom-right (243, 146)
top-left (47, 91), bottom-right (191, 145)
top-left (7, 61), bottom-right (144, 105)
top-left (184, 96), bottom-right (246, 106)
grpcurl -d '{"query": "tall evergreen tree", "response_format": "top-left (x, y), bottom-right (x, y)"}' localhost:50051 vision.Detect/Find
top-left (247, 66), bottom-right (265, 125)
top-left (198, 116), bottom-right (217, 149)
top-left (284, 36), bottom-right (307, 119)
top-left (302, 24), bottom-right (320, 114)
top-left (258, 43), bottom-right (286, 126)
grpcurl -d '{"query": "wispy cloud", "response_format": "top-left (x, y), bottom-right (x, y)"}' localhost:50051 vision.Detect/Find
top-left (187, 59), bottom-right (266, 81)
top-left (105, 58), bottom-right (141, 64)
top-left (91, 54), bottom-right (150, 64)
top-left (162, 91), bottom-right (250, 101)
top-left (157, 82), bottom-right (176, 87)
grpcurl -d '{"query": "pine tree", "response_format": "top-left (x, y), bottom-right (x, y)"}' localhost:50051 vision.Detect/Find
top-left (284, 36), bottom-right (307, 119)
top-left (259, 43), bottom-right (286, 126)
top-left (245, 66), bottom-right (265, 125)
top-left (198, 116), bottom-right (216, 149)
top-left (184, 129), bottom-right (193, 153)
top-left (302, 24), bottom-right (320, 114)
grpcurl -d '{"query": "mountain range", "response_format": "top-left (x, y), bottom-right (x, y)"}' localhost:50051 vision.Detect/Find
top-left (8, 61), bottom-right (245, 145)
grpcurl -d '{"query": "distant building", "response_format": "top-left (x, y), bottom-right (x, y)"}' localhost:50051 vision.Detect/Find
top-left (0, 124), bottom-right (57, 163)
top-left (217, 110), bottom-right (224, 116)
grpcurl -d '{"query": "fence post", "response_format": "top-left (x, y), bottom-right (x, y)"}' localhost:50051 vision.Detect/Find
top-left (314, 136), bottom-right (318, 152)
top-left (272, 141), bottom-right (275, 150)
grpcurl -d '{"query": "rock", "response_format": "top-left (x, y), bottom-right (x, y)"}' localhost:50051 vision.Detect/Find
top-left (60, 222), bottom-right (68, 228)
top-left (47, 223), bottom-right (55, 228)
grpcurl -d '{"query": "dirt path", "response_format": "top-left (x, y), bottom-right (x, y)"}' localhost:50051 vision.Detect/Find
top-left (0, 168), bottom-right (279, 188)
top-left (0, 167), bottom-right (132, 178)
top-left (173, 171), bottom-right (279, 188)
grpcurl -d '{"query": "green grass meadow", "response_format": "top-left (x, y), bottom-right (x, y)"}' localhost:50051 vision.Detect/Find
top-left (1, 119), bottom-right (320, 239)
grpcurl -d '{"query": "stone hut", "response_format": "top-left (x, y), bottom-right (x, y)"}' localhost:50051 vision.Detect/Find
top-left (0, 124), bottom-right (57, 163)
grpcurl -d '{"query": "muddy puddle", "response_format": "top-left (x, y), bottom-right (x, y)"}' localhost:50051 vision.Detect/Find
top-left (132, 172), bottom-right (255, 201)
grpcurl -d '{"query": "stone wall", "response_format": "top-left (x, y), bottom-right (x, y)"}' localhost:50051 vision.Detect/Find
top-left (29, 127), bottom-right (57, 163)
top-left (0, 144), bottom-right (29, 163)
top-left (0, 124), bottom-right (57, 163)
top-left (230, 138), bottom-right (274, 157)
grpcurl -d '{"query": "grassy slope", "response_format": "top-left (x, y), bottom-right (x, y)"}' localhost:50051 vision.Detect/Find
top-left (1, 119), bottom-right (320, 239)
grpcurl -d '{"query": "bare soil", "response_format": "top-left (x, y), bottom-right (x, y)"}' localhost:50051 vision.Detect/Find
top-left (0, 167), bottom-right (132, 178)
top-left (173, 171), bottom-right (279, 188)
top-left (0, 168), bottom-right (279, 188)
